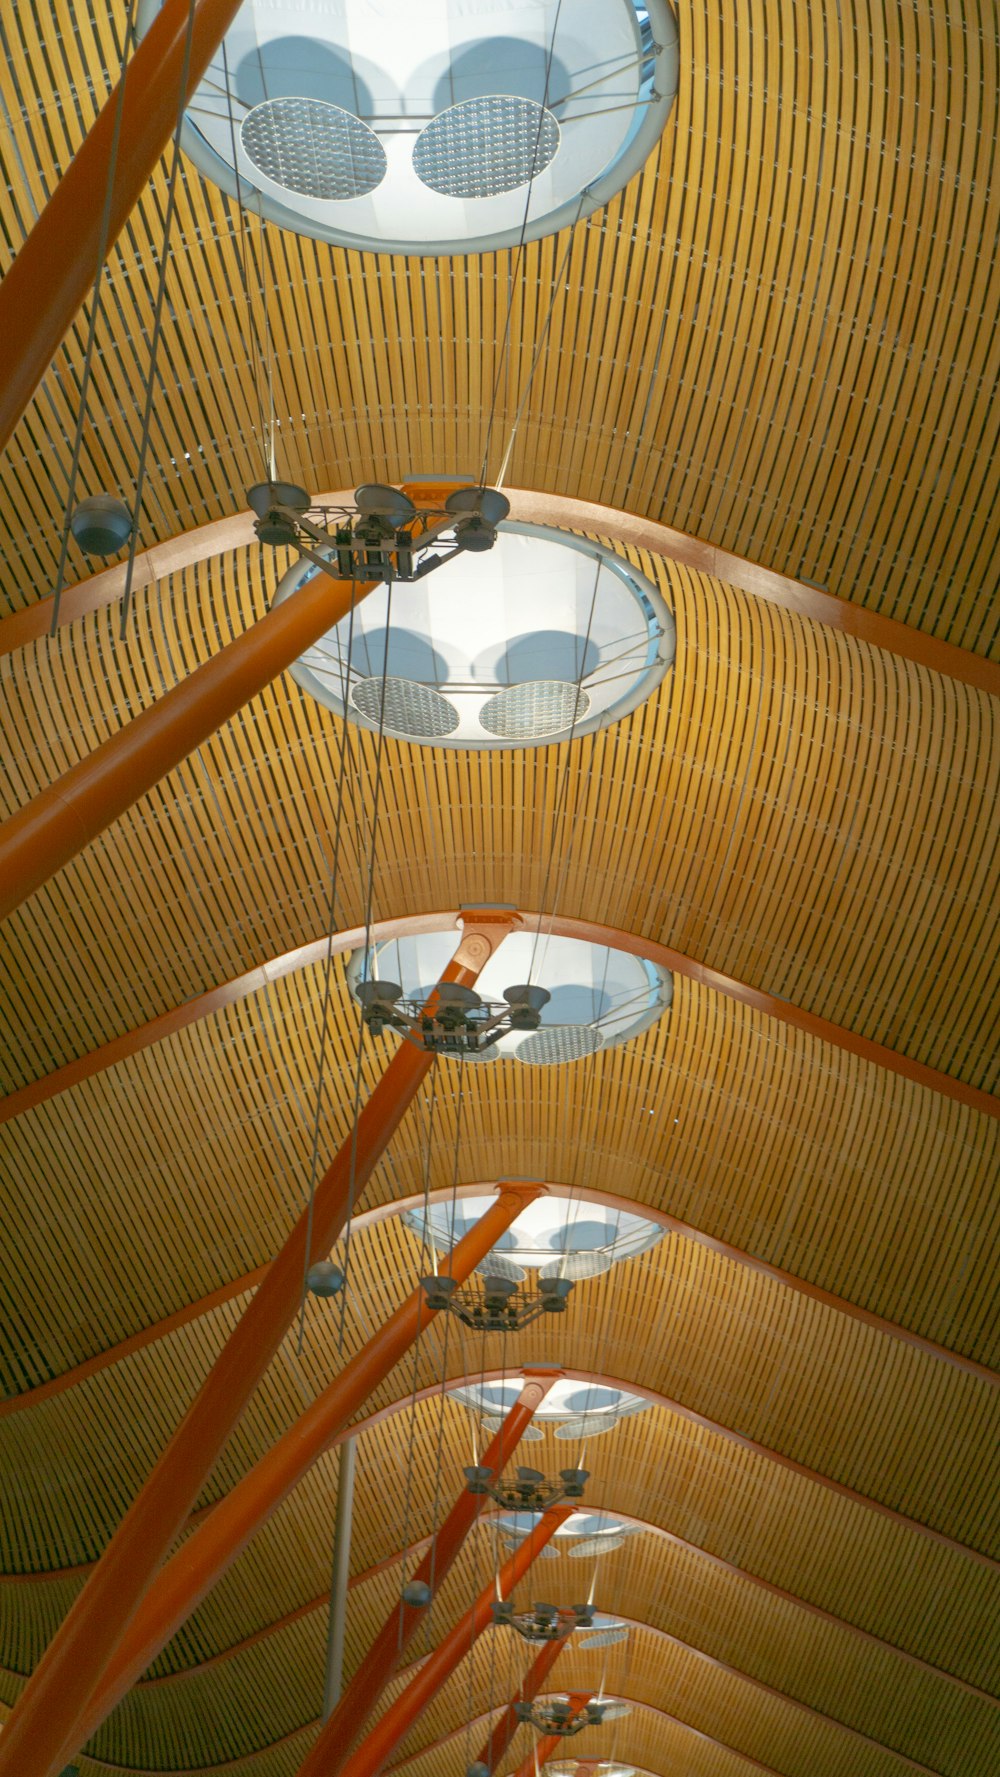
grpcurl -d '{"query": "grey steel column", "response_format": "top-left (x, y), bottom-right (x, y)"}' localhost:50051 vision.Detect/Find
top-left (322, 1436), bottom-right (357, 1716)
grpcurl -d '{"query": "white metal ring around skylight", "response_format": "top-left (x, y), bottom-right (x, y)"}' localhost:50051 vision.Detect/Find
top-left (138, 0), bottom-right (680, 255)
top-left (347, 931), bottom-right (672, 1064)
top-left (275, 521), bottom-right (674, 750)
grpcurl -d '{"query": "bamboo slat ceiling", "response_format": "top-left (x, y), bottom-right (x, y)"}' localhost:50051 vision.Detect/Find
top-left (0, 1), bottom-right (998, 1777)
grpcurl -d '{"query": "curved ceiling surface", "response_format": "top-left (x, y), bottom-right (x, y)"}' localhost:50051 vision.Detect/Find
top-left (0, 3), bottom-right (997, 1777)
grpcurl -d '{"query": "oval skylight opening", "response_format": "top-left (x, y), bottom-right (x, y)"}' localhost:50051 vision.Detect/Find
top-left (453, 1376), bottom-right (649, 1424)
top-left (140, 0), bottom-right (680, 254)
top-left (347, 931), bottom-right (672, 1063)
top-left (275, 522), bottom-right (674, 750)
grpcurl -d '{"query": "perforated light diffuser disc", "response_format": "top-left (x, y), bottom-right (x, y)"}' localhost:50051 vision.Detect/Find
top-left (565, 1532), bottom-right (627, 1558)
top-left (241, 98), bottom-right (387, 200)
top-left (553, 1416), bottom-right (621, 1440)
top-left (351, 676), bottom-right (460, 737)
top-left (595, 1701), bottom-right (632, 1720)
top-left (517, 1025), bottom-right (603, 1066)
top-left (476, 1253), bottom-right (527, 1283)
top-left (413, 95), bottom-right (560, 198)
top-left (479, 679), bottom-right (591, 740)
top-left (539, 1251), bottom-right (614, 1281)
top-left (576, 1626), bottom-right (630, 1647)
top-left (482, 1418), bottom-right (544, 1442)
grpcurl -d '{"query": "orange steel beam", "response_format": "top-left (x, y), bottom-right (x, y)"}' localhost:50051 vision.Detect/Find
top-left (5, 910), bottom-right (994, 1128)
top-left (62, 1184), bottom-right (544, 1768)
top-left (0, 0), bottom-right (245, 455)
top-left (0, 916), bottom-right (516, 1777)
top-left (332, 1508), bottom-right (573, 1777)
top-left (5, 491), bottom-right (997, 698)
top-left (3, 1176), bottom-right (993, 1422)
top-left (298, 1372), bottom-right (559, 1777)
top-left (0, 568), bottom-right (376, 923)
top-left (473, 1636), bottom-right (574, 1775)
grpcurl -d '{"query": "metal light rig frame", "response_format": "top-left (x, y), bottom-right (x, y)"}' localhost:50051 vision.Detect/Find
top-left (514, 1693), bottom-right (607, 1735)
top-left (246, 479), bottom-right (511, 579)
top-left (357, 978), bottom-right (551, 1055)
top-left (492, 1602), bottom-right (596, 1643)
top-left (420, 1270), bottom-right (573, 1331)
top-left (464, 1464), bottom-right (589, 1512)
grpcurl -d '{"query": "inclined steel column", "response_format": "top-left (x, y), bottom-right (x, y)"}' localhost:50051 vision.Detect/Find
top-left (0, 913), bottom-right (516, 1777)
top-left (322, 1438), bottom-right (357, 1717)
top-left (509, 1732), bottom-right (572, 1777)
top-left (0, 569), bottom-right (374, 922)
top-left (298, 1370), bottom-right (559, 1777)
top-left (0, 0), bottom-right (245, 454)
top-left (67, 1182), bottom-right (546, 1762)
top-left (473, 1633), bottom-right (574, 1776)
top-left (334, 1507), bottom-right (574, 1777)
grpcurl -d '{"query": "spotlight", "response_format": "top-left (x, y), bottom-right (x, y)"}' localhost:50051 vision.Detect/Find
top-left (401, 1579), bottom-right (432, 1607)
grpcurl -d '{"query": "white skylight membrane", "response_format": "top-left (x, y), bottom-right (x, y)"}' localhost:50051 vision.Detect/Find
top-left (276, 522), bottom-right (675, 751)
top-left (348, 930), bottom-right (672, 1062)
top-left (144, 0), bottom-right (680, 254)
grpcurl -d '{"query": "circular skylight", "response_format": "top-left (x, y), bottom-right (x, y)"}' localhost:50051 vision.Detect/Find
top-left (347, 931), bottom-right (672, 1063)
top-left (275, 522), bottom-right (674, 750)
top-left (453, 1376), bottom-right (649, 1425)
top-left (405, 1196), bottom-right (663, 1269)
top-left (139, 0), bottom-right (680, 255)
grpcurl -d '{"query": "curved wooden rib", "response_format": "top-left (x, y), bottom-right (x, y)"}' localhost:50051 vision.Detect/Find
top-left (3, 491), bottom-right (997, 697)
top-left (3, 912), bottom-right (997, 1132)
top-left (89, 1501), bottom-right (998, 1709)
top-left (4, 1364), bottom-right (996, 1589)
top-left (1, 1177), bottom-right (995, 1426)
top-left (56, 1624), bottom-right (955, 1777)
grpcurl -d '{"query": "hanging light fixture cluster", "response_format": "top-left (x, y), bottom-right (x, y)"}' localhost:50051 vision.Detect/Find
top-left (464, 1464), bottom-right (589, 1512)
top-left (358, 978), bottom-right (551, 1054)
top-left (247, 479), bottom-right (510, 579)
top-left (491, 1601), bottom-right (596, 1643)
top-left (515, 1694), bottom-right (606, 1735)
top-left (420, 1270), bottom-right (573, 1331)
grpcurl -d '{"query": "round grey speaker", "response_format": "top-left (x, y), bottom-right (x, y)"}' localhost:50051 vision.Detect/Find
top-left (241, 97), bottom-right (387, 200)
top-left (413, 94), bottom-right (560, 199)
top-left (70, 495), bottom-right (133, 556)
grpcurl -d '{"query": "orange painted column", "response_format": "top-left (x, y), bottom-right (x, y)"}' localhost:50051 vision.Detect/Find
top-left (335, 1507), bottom-right (573, 1777)
top-left (299, 1371), bottom-right (559, 1777)
top-left (0, 569), bottom-right (375, 922)
top-left (0, 0), bottom-right (245, 454)
top-left (0, 915), bottom-right (516, 1777)
top-left (69, 1181), bottom-right (545, 1761)
top-left (473, 1633), bottom-right (573, 1775)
